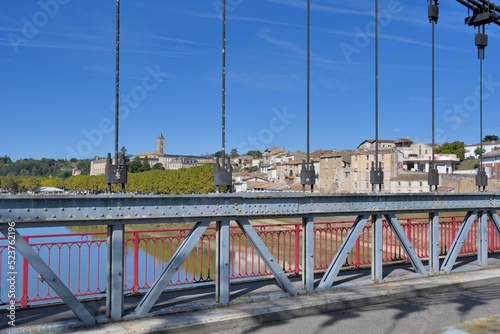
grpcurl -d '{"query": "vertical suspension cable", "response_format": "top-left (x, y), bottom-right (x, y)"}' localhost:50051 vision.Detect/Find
top-left (479, 26), bottom-right (484, 173)
top-left (374, 0), bottom-right (379, 193)
top-left (431, 17), bottom-right (435, 170)
top-left (115, 0), bottom-right (120, 161)
top-left (428, 0), bottom-right (439, 192)
top-left (221, 0), bottom-right (227, 169)
top-left (306, 0), bottom-right (311, 165)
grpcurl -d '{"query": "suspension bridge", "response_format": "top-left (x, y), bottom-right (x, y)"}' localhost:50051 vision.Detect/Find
top-left (2, 0), bottom-right (500, 332)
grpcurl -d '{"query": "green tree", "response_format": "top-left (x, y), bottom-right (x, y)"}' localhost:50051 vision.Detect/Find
top-left (141, 157), bottom-right (151, 172)
top-left (230, 148), bottom-right (239, 158)
top-left (152, 163), bottom-right (164, 170)
top-left (76, 159), bottom-right (91, 175)
top-left (128, 157), bottom-right (144, 173)
top-left (0, 176), bottom-right (18, 193)
top-left (436, 141), bottom-right (465, 161)
top-left (245, 150), bottom-right (262, 158)
top-left (0, 155), bottom-right (12, 164)
top-left (474, 147), bottom-right (486, 157)
top-left (483, 135), bottom-right (499, 142)
top-left (120, 146), bottom-right (133, 163)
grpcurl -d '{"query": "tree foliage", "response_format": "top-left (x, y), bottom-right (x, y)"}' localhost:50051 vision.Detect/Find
top-left (0, 164), bottom-right (215, 195)
top-left (483, 135), bottom-right (499, 142)
top-left (129, 157), bottom-right (151, 173)
top-left (474, 146), bottom-right (486, 156)
top-left (245, 150), bottom-right (262, 158)
top-left (0, 157), bottom-right (80, 177)
top-left (436, 141), bottom-right (465, 161)
top-left (230, 148), bottom-right (239, 158)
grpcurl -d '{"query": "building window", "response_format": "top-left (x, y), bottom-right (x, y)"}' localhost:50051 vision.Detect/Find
top-left (345, 172), bottom-right (350, 177)
top-left (419, 181), bottom-right (423, 186)
top-left (409, 181), bottom-right (412, 187)
top-left (381, 154), bottom-right (384, 159)
top-left (381, 162), bottom-right (384, 170)
top-left (366, 155), bottom-right (369, 160)
top-left (366, 183), bottom-right (369, 189)
top-left (366, 163), bottom-right (369, 170)
top-left (398, 181), bottom-right (401, 186)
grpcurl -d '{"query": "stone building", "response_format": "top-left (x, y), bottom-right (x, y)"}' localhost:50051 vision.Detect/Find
top-left (319, 150), bottom-right (353, 193)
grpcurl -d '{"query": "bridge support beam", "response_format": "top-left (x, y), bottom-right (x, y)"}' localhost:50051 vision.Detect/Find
top-left (487, 210), bottom-right (500, 240)
top-left (441, 211), bottom-right (477, 273)
top-left (106, 223), bottom-right (124, 321)
top-left (384, 214), bottom-right (427, 275)
top-left (371, 214), bottom-right (383, 283)
top-left (302, 216), bottom-right (314, 293)
top-left (134, 220), bottom-right (211, 317)
top-left (316, 215), bottom-right (369, 292)
top-left (0, 226), bottom-right (96, 326)
top-left (428, 212), bottom-right (440, 275)
top-left (236, 220), bottom-right (297, 295)
top-left (216, 220), bottom-right (231, 305)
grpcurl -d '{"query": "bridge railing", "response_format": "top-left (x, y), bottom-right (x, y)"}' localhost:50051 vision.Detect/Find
top-left (2, 216), bottom-right (499, 309)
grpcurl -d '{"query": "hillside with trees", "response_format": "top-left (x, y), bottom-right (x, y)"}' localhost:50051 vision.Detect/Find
top-left (0, 155), bottom-right (91, 177)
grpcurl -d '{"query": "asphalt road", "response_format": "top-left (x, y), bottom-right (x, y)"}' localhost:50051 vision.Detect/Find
top-left (205, 282), bottom-right (500, 334)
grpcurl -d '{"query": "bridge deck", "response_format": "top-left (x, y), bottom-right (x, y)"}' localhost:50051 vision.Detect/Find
top-left (2, 256), bottom-right (499, 333)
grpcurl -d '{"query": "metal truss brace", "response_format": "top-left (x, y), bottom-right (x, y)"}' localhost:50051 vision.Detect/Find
top-left (235, 219), bottom-right (298, 295)
top-left (316, 215), bottom-right (370, 292)
top-left (0, 227), bottom-right (95, 326)
top-left (134, 220), bottom-right (211, 317)
top-left (384, 214), bottom-right (427, 275)
top-left (487, 210), bottom-right (500, 239)
top-left (441, 211), bottom-right (477, 273)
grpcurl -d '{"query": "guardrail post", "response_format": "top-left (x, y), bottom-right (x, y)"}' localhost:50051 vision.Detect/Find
top-left (133, 231), bottom-right (139, 294)
top-left (21, 236), bottom-right (29, 308)
top-left (407, 219), bottom-right (412, 243)
top-left (294, 223), bottom-right (300, 276)
top-left (355, 236), bottom-right (361, 268)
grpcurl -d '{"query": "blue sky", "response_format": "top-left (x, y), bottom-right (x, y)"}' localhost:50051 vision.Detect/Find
top-left (1, 0), bottom-right (500, 161)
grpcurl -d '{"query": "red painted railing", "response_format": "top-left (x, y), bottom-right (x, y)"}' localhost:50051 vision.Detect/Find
top-left (1, 216), bottom-right (500, 309)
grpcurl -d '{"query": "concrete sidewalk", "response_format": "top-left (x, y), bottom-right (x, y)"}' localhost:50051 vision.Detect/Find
top-left (3, 261), bottom-right (500, 334)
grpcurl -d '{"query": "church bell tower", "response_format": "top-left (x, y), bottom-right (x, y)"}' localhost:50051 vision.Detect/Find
top-left (156, 133), bottom-right (165, 155)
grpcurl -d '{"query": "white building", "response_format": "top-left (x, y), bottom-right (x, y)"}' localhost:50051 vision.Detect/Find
top-left (464, 140), bottom-right (500, 159)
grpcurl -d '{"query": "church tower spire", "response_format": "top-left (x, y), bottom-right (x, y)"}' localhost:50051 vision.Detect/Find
top-left (156, 133), bottom-right (165, 155)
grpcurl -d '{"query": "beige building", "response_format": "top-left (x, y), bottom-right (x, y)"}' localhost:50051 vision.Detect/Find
top-left (350, 148), bottom-right (398, 193)
top-left (90, 156), bottom-right (116, 176)
top-left (390, 173), bottom-right (429, 193)
top-left (319, 150), bottom-right (353, 193)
